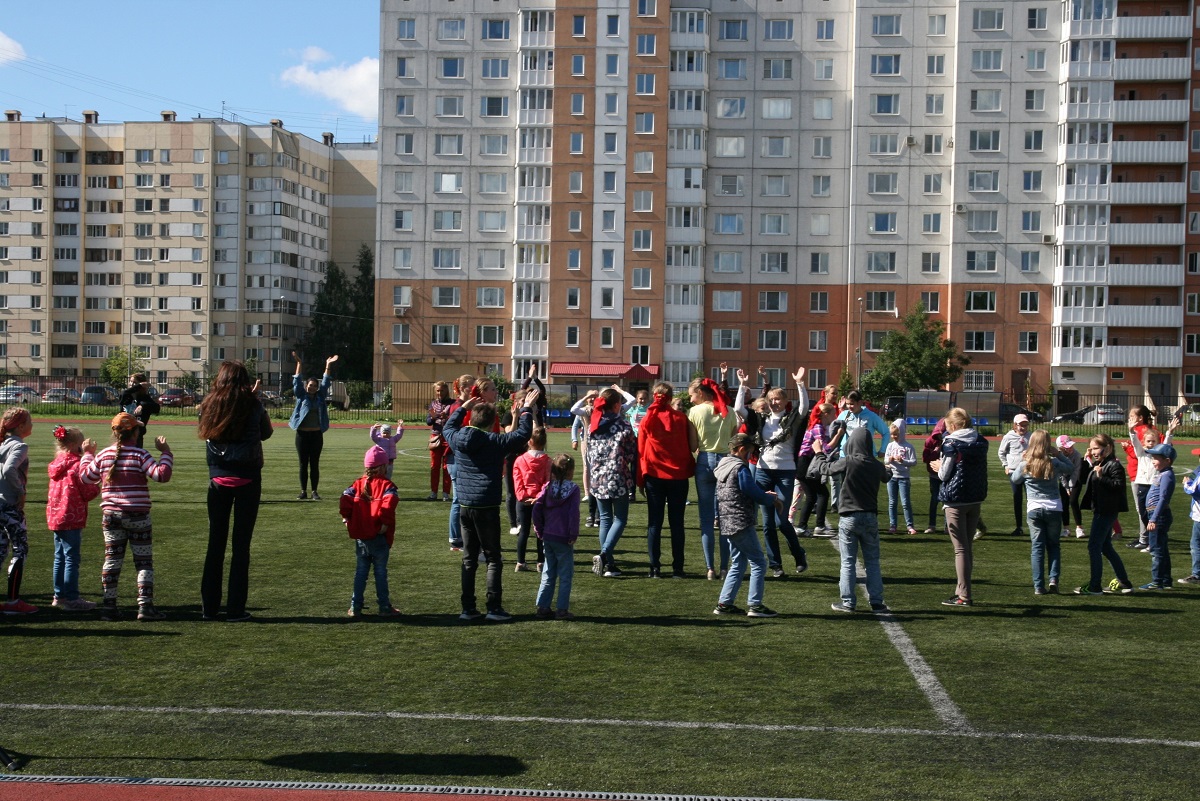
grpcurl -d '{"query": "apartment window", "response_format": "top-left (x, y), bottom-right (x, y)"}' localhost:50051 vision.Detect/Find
top-left (439, 57), bottom-right (465, 78)
top-left (866, 252), bottom-right (896, 273)
top-left (966, 251), bottom-right (998, 272)
top-left (924, 134), bottom-right (944, 154)
top-left (813, 175), bottom-right (833, 197)
top-left (972, 9), bottom-right (1005, 30)
top-left (761, 253), bottom-right (789, 274)
top-left (631, 307), bottom-right (651, 328)
top-left (634, 112), bottom-right (655, 134)
top-left (870, 55), bottom-right (900, 75)
top-left (762, 137), bottom-right (790, 157)
top-left (714, 137), bottom-right (745, 158)
top-left (567, 249), bottom-right (581, 270)
top-left (395, 133), bottom-right (414, 155)
top-left (921, 291), bottom-right (940, 313)
top-left (714, 252), bottom-right (743, 273)
top-left (632, 268), bottom-right (651, 290)
top-left (967, 210), bottom-right (999, 232)
top-left (924, 173), bottom-right (943, 194)
top-left (1024, 130), bottom-right (1045, 152)
top-left (1018, 332), bottom-right (1039, 353)
top-left (603, 132), bottom-right (618, 154)
top-left (432, 248), bottom-right (461, 269)
top-left (968, 170), bottom-right (1001, 192)
top-left (1021, 251), bottom-right (1041, 272)
top-left (869, 213), bottom-right (897, 234)
top-left (927, 54), bottom-right (945, 75)
top-left (605, 53), bottom-right (620, 76)
top-left (635, 74), bottom-right (655, 96)
top-left (869, 134), bottom-right (899, 155)
top-left (764, 59), bottom-right (793, 80)
top-left (480, 135), bottom-right (508, 155)
top-left (1028, 8), bottom-right (1047, 29)
top-left (395, 95), bottom-right (414, 116)
top-left (397, 18), bottom-right (415, 39)
top-left (712, 290), bottom-right (741, 312)
top-left (867, 173), bottom-right (897, 195)
top-left (1020, 291), bottom-right (1040, 312)
top-left (816, 19), bottom-right (834, 40)
top-left (633, 230), bottom-right (652, 250)
top-left (393, 248), bottom-right (412, 270)
top-left (926, 94), bottom-right (945, 115)
top-left (719, 19), bottom-right (747, 40)
top-left (481, 58), bottom-right (508, 79)
top-left (712, 329), bottom-right (742, 350)
top-left (971, 50), bottom-right (1003, 71)
top-left (760, 214), bottom-right (787, 235)
top-left (394, 210), bottom-right (412, 231)
top-left (1022, 211), bottom-right (1042, 232)
top-left (964, 331), bottom-right (996, 352)
top-left (1027, 49), bottom-right (1047, 71)
top-left (811, 292), bottom-right (829, 312)
top-left (438, 18), bottom-right (465, 40)
top-left (478, 211), bottom-right (506, 232)
top-left (871, 94), bottom-right (900, 115)
top-left (928, 14), bottom-right (947, 35)
top-left (433, 287), bottom-right (461, 308)
top-left (636, 34), bottom-right (656, 55)
top-left (571, 54), bottom-right (586, 75)
top-left (715, 214), bottom-right (744, 235)
top-left (431, 325), bottom-right (460, 346)
top-left (763, 175), bottom-right (789, 196)
top-left (963, 371), bottom-right (995, 391)
top-left (760, 19), bottom-right (791, 40)
top-left (1023, 171), bottom-right (1043, 192)
top-left (965, 290), bottom-right (997, 311)
top-left (758, 330), bottom-right (787, 351)
top-left (811, 253), bottom-right (830, 274)
top-left (814, 137), bottom-right (832, 158)
top-left (436, 97), bottom-right (464, 118)
top-left (809, 331), bottom-right (828, 352)
top-left (481, 18), bottom-right (510, 40)
top-left (969, 130), bottom-right (1001, 151)
top-left (633, 190), bottom-right (653, 211)
top-left (762, 98), bottom-right (792, 119)
top-left (480, 96), bottom-right (509, 117)
top-left (814, 59), bottom-right (834, 80)
top-left (1026, 90), bottom-right (1045, 111)
top-left (971, 90), bottom-right (1002, 112)
top-left (872, 14), bottom-right (901, 35)
top-left (396, 57), bottom-right (412, 78)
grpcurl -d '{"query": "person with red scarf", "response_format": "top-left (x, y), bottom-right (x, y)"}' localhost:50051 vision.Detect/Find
top-left (689, 376), bottom-right (737, 580)
top-left (638, 382), bottom-right (698, 577)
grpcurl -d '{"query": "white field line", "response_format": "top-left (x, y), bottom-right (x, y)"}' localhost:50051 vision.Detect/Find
top-left (835, 536), bottom-right (973, 731)
top-left (3, 702), bottom-right (1200, 749)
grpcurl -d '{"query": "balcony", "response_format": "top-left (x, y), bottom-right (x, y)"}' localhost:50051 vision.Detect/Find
top-left (516, 186), bottom-right (550, 204)
top-left (665, 227), bottom-right (705, 246)
top-left (519, 69), bottom-right (553, 88)
top-left (518, 109), bottom-right (551, 127)
top-left (1060, 184), bottom-right (1110, 203)
top-left (665, 264), bottom-right (703, 283)
top-left (514, 301), bottom-right (549, 320)
top-left (663, 341), bottom-right (704, 360)
top-left (1053, 346), bottom-right (1107, 366)
top-left (1064, 142), bottom-right (1111, 162)
top-left (1066, 101), bottom-right (1112, 121)
top-left (1108, 262), bottom-right (1183, 286)
top-left (670, 32), bottom-right (708, 50)
top-left (1068, 61), bottom-right (1113, 79)
top-left (667, 109), bottom-right (706, 128)
top-left (519, 30), bottom-right (553, 48)
top-left (666, 70), bottom-right (708, 89)
top-left (1070, 18), bottom-right (1114, 38)
top-left (1110, 140), bottom-right (1187, 163)
top-left (1056, 263), bottom-right (1108, 284)
top-left (1059, 224), bottom-right (1108, 244)
top-left (1109, 181), bottom-right (1186, 204)
top-left (512, 339), bottom-right (549, 358)
top-left (1112, 57), bottom-right (1190, 81)
top-left (516, 224), bottom-right (549, 242)
top-left (1109, 222), bottom-right (1185, 245)
top-left (1106, 304), bottom-right (1183, 327)
top-left (515, 261), bottom-right (547, 281)
top-left (1054, 306), bottom-right (1107, 326)
top-left (1107, 345), bottom-right (1182, 367)
top-left (517, 147), bottom-right (550, 165)
top-left (1112, 99), bottom-right (1188, 123)
top-left (1114, 15), bottom-right (1191, 39)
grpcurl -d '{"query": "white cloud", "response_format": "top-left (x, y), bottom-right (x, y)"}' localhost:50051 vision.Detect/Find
top-left (0, 31), bottom-right (27, 65)
top-left (280, 52), bottom-right (378, 120)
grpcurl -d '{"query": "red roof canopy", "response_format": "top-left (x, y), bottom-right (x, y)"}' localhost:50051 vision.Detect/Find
top-left (550, 363), bottom-right (661, 380)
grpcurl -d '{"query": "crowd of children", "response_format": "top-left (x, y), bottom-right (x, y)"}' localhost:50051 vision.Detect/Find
top-left (4, 372), bottom-right (1200, 624)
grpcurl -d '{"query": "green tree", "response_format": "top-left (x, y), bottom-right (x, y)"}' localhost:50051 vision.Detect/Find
top-left (837, 364), bottom-right (856, 397)
top-left (859, 303), bottom-right (969, 404)
top-left (297, 246), bottom-right (375, 381)
top-left (100, 347), bottom-right (144, 387)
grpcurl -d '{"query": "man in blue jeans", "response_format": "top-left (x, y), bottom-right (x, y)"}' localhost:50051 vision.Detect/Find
top-left (819, 427), bottom-right (892, 613)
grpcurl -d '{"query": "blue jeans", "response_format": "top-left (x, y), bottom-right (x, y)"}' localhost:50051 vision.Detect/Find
top-left (597, 496), bottom-right (629, 568)
top-left (718, 527), bottom-right (766, 608)
top-left (1147, 511), bottom-right (1173, 585)
top-left (887, 477), bottom-right (914, 529)
top-left (447, 462), bottom-right (462, 546)
top-left (695, 452), bottom-right (729, 573)
top-left (837, 512), bottom-right (884, 608)
top-left (1191, 520), bottom-right (1200, 578)
top-left (1086, 512), bottom-right (1131, 592)
top-left (351, 534), bottom-right (391, 612)
top-left (52, 529), bottom-right (83, 601)
top-left (645, 476), bottom-right (688, 572)
top-left (536, 540), bottom-right (574, 611)
top-left (1027, 507), bottom-right (1062, 591)
top-left (756, 467), bottom-right (805, 569)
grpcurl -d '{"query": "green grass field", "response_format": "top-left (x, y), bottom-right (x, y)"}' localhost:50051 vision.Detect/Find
top-left (3, 419), bottom-right (1199, 800)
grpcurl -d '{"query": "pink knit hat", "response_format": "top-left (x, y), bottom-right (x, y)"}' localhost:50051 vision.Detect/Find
top-left (364, 445), bottom-right (388, 469)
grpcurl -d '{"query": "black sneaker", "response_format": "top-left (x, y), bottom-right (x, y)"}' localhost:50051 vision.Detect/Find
top-left (297, 492), bottom-right (308, 500)
top-left (713, 602), bottom-right (743, 615)
top-left (941, 595), bottom-right (972, 607)
top-left (746, 604), bottom-right (778, 618)
top-left (311, 491), bottom-right (322, 501)
top-left (226, 612), bottom-right (252, 623)
top-left (830, 601), bottom-right (856, 613)
top-left (137, 605), bottom-right (167, 621)
top-left (459, 609), bottom-right (483, 621)
top-left (870, 602), bottom-right (891, 613)
top-left (485, 608), bottom-right (513, 622)
top-left (99, 604), bottom-right (121, 622)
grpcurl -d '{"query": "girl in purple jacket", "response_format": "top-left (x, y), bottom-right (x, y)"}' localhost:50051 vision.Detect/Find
top-left (532, 454), bottom-right (580, 620)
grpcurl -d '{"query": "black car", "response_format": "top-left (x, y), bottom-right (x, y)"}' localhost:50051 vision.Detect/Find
top-left (1000, 403), bottom-right (1044, 423)
top-left (882, 396), bottom-right (905, 420)
top-left (1050, 405), bottom-right (1093, 425)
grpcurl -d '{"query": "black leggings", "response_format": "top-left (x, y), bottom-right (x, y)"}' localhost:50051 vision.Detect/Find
top-left (296, 430), bottom-right (325, 493)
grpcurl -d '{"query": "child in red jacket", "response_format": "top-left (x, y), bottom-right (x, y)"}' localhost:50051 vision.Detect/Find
top-left (46, 425), bottom-right (100, 611)
top-left (340, 446), bottom-right (400, 618)
top-left (513, 427), bottom-right (551, 572)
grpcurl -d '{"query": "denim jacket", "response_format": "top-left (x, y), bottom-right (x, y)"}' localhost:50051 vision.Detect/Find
top-left (289, 372), bottom-right (332, 432)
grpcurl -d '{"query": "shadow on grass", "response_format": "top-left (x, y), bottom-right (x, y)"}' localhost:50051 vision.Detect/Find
top-left (263, 751), bottom-right (525, 777)
top-left (0, 626), bottom-right (180, 638)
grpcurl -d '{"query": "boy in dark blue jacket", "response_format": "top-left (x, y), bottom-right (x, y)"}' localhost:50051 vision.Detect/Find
top-left (444, 389), bottom-right (538, 621)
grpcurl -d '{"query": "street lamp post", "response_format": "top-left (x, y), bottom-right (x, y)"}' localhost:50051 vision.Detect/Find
top-left (855, 296), bottom-right (864, 388)
top-left (378, 340), bottom-right (386, 405)
top-left (277, 295), bottom-right (286, 393)
top-left (125, 298), bottom-right (132, 378)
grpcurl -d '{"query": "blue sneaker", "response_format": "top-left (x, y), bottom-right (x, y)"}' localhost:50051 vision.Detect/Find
top-left (1138, 582), bottom-right (1170, 591)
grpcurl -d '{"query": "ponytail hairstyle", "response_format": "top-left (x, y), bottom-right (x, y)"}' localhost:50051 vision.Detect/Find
top-left (53, 424), bottom-right (85, 454)
top-left (108, 412), bottom-right (141, 485)
top-left (1022, 429), bottom-right (1056, 481)
top-left (0, 407), bottom-right (32, 440)
top-left (550, 453), bottom-right (575, 482)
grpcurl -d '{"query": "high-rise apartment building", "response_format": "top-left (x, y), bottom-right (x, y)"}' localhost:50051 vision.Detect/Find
top-left (377, 0), bottom-right (1194, 407)
top-left (0, 111), bottom-right (376, 388)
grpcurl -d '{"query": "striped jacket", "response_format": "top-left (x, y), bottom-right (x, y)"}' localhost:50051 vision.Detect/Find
top-left (80, 444), bottom-right (173, 513)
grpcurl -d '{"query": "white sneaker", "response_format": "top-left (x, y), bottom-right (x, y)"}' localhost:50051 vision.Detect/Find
top-left (592, 554), bottom-right (603, 576)
top-left (1075, 526), bottom-right (1086, 539)
top-left (509, 526), bottom-right (520, 536)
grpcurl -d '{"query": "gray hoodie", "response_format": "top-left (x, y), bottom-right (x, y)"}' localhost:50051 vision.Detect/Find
top-left (820, 427), bottom-right (890, 515)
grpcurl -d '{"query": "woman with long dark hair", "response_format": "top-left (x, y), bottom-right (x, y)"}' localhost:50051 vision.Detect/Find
top-left (198, 361), bottom-right (274, 621)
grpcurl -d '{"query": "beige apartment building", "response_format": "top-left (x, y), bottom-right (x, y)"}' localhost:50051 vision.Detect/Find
top-left (375, 0), bottom-right (1200, 411)
top-left (0, 111), bottom-right (377, 389)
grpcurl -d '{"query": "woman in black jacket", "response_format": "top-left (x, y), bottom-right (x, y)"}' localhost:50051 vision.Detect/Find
top-left (197, 361), bottom-right (274, 621)
top-left (1077, 432), bottom-right (1134, 595)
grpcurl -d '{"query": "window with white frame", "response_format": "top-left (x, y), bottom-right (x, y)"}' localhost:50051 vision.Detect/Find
top-left (965, 290), bottom-right (997, 311)
top-left (1020, 291), bottom-right (1040, 312)
top-left (712, 290), bottom-right (742, 312)
top-left (962, 370), bottom-right (995, 391)
top-left (433, 287), bottom-right (461, 307)
top-left (866, 251), bottom-right (896, 273)
top-left (921, 291), bottom-right (940, 313)
top-left (811, 292), bottom-right (829, 313)
top-left (712, 329), bottom-right (742, 350)
top-left (758, 291), bottom-right (787, 312)
top-left (966, 251), bottom-right (998, 271)
top-left (431, 325), bottom-right (460, 345)
top-left (964, 331), bottom-right (996, 352)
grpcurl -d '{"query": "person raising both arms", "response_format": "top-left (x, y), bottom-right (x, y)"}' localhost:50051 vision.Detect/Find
top-left (289, 351), bottom-right (338, 500)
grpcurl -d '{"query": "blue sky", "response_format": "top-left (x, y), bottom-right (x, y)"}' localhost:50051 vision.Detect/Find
top-left (0, 1), bottom-right (380, 143)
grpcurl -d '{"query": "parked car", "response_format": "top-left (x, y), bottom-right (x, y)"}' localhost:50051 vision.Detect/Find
top-left (80, 385), bottom-right (120, 406)
top-left (1000, 403), bottom-right (1044, 423)
top-left (1178, 403), bottom-right (1200, 423)
top-left (42, 388), bottom-right (82, 404)
top-left (0, 385), bottom-right (40, 405)
top-left (882, 396), bottom-right (905, 420)
top-left (159, 388), bottom-right (196, 407)
top-left (1084, 404), bottom-right (1125, 425)
top-left (259, 390), bottom-right (284, 408)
